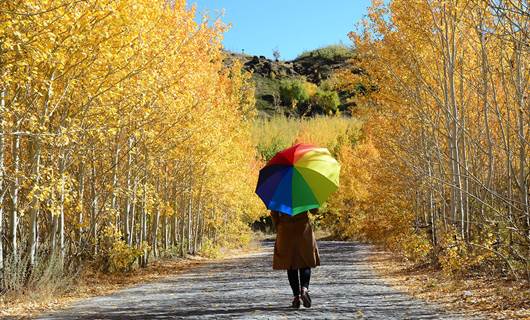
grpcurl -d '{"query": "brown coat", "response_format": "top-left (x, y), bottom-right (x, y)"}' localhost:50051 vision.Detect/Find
top-left (271, 210), bottom-right (320, 270)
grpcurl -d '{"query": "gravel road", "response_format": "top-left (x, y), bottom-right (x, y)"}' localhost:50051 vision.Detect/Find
top-left (38, 241), bottom-right (477, 319)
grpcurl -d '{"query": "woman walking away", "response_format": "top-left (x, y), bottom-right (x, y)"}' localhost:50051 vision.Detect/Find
top-left (270, 209), bottom-right (320, 309)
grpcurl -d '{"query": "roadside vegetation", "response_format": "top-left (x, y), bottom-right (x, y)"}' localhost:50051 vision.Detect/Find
top-left (1, 0), bottom-right (528, 317)
top-left (325, 0), bottom-right (530, 283)
top-left (0, 0), bottom-right (261, 306)
top-left (297, 44), bottom-right (355, 61)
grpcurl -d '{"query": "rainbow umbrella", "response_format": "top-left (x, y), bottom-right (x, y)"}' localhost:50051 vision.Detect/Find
top-left (255, 143), bottom-right (340, 216)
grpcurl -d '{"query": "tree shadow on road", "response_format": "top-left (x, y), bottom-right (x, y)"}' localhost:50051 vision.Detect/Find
top-left (52, 305), bottom-right (305, 319)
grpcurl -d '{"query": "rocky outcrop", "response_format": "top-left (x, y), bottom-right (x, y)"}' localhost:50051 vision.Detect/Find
top-left (292, 54), bottom-right (360, 84)
top-left (224, 50), bottom-right (364, 116)
top-left (227, 52), bottom-right (361, 83)
top-left (225, 53), bottom-right (299, 80)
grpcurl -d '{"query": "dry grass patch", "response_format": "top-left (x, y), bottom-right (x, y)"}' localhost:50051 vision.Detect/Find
top-left (368, 248), bottom-right (530, 320)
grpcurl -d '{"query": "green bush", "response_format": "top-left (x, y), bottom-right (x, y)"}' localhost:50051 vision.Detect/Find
top-left (313, 90), bottom-right (340, 114)
top-left (297, 44), bottom-right (354, 61)
top-left (279, 79), bottom-right (311, 108)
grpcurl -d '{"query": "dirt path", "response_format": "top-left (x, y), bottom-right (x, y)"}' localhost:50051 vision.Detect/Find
top-left (37, 241), bottom-right (478, 319)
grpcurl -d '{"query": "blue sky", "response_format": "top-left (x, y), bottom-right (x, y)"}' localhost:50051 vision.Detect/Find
top-left (190, 0), bottom-right (372, 60)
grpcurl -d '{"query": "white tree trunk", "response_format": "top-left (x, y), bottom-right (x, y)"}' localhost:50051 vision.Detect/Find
top-left (0, 88), bottom-right (5, 270)
top-left (10, 131), bottom-right (21, 261)
top-left (187, 192), bottom-right (193, 254)
top-left (180, 195), bottom-right (186, 256)
top-left (90, 156), bottom-right (98, 255)
top-left (111, 135), bottom-right (120, 228)
top-left (139, 176), bottom-right (148, 267)
top-left (152, 206), bottom-right (160, 258)
top-left (78, 164), bottom-right (85, 245)
top-left (125, 137), bottom-right (133, 244)
top-left (28, 139), bottom-right (40, 266)
top-left (128, 177), bottom-right (138, 246)
top-left (59, 151), bottom-right (66, 266)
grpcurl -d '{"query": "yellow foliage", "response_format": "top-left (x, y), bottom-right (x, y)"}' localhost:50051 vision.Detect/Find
top-left (394, 233), bottom-right (431, 263)
top-left (341, 0), bottom-right (530, 279)
top-left (0, 0), bottom-right (263, 276)
top-left (100, 226), bottom-right (145, 273)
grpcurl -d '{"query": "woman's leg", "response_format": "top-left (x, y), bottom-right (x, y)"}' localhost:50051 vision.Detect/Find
top-left (299, 268), bottom-right (311, 290)
top-left (287, 269), bottom-right (300, 296)
top-left (299, 268), bottom-right (312, 307)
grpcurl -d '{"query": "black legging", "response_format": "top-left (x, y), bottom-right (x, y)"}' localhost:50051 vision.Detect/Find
top-left (287, 268), bottom-right (311, 296)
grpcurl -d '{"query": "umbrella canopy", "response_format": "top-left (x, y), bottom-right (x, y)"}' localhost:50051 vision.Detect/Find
top-left (255, 143), bottom-right (340, 216)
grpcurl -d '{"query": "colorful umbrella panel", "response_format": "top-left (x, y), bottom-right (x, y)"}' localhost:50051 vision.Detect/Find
top-left (255, 143), bottom-right (340, 216)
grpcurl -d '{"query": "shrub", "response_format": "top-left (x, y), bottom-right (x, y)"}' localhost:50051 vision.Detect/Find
top-left (279, 79), bottom-right (311, 108)
top-left (438, 229), bottom-right (469, 276)
top-left (319, 79), bottom-right (337, 91)
top-left (98, 226), bottom-right (145, 273)
top-left (313, 90), bottom-right (340, 114)
top-left (398, 233), bottom-right (432, 263)
top-left (199, 239), bottom-right (221, 258)
top-left (437, 228), bottom-right (499, 277)
top-left (297, 44), bottom-right (354, 61)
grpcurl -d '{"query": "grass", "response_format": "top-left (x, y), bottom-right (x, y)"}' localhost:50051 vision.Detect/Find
top-left (252, 115), bottom-right (363, 161)
top-left (297, 44), bottom-right (355, 61)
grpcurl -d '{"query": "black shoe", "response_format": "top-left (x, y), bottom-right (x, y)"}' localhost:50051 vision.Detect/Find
top-left (291, 295), bottom-right (301, 309)
top-left (301, 287), bottom-right (311, 308)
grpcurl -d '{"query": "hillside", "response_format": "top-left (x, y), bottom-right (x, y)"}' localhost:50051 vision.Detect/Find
top-left (224, 45), bottom-right (364, 117)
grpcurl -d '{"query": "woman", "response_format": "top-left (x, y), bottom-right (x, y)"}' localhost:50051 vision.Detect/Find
top-left (270, 209), bottom-right (320, 309)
